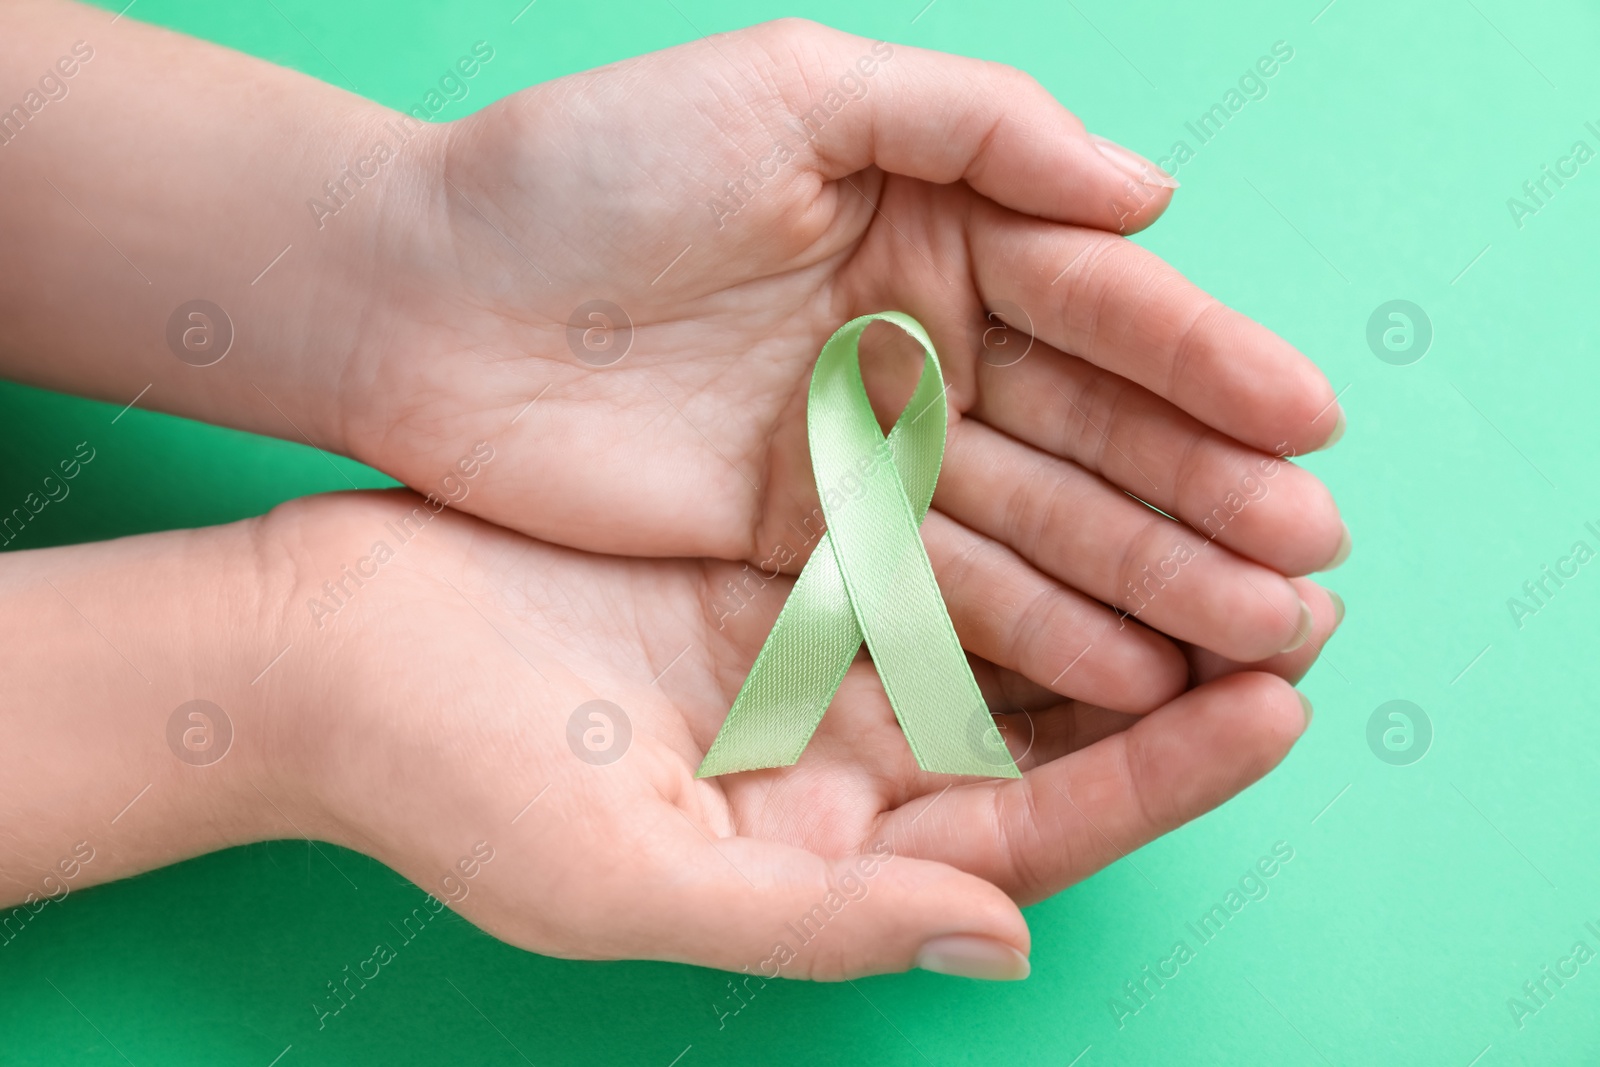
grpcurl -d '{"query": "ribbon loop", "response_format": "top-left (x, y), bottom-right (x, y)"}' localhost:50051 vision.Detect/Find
top-left (697, 312), bottom-right (1020, 779)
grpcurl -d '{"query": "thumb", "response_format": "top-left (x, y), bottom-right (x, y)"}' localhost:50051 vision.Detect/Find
top-left (755, 19), bottom-right (1176, 233)
top-left (637, 828), bottom-right (1031, 982)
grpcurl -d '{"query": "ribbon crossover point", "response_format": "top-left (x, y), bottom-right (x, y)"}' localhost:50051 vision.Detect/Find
top-left (697, 312), bottom-right (1021, 779)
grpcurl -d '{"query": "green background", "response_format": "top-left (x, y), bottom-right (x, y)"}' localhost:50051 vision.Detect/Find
top-left (3, 0), bottom-right (1597, 1062)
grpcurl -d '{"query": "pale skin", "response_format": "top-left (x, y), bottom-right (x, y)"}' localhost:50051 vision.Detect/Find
top-left (0, 3), bottom-right (1346, 979)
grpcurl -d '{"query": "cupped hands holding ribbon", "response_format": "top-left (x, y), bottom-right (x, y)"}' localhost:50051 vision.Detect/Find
top-left (0, 7), bottom-right (1347, 981)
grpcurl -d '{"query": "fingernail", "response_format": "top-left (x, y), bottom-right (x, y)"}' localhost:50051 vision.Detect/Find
top-left (1316, 409), bottom-right (1346, 451)
top-left (1320, 525), bottom-right (1352, 572)
top-left (1328, 590), bottom-right (1345, 627)
top-left (1297, 691), bottom-right (1314, 728)
top-left (1278, 601), bottom-right (1313, 654)
top-left (1091, 135), bottom-right (1179, 190)
top-left (915, 936), bottom-right (1031, 981)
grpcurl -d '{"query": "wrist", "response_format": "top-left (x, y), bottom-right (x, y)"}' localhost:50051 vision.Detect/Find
top-left (0, 513), bottom-right (317, 903)
top-left (168, 98), bottom-right (456, 464)
top-left (0, 4), bottom-right (453, 463)
top-left (241, 490), bottom-right (451, 853)
top-left (255, 104), bottom-right (454, 460)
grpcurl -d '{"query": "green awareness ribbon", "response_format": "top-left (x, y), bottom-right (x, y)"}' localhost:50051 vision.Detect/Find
top-left (697, 312), bottom-right (1020, 779)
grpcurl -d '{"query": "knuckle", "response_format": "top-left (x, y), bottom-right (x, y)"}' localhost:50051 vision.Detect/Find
top-left (1006, 583), bottom-right (1063, 678)
top-left (1165, 299), bottom-right (1227, 399)
top-left (1170, 430), bottom-right (1221, 531)
top-left (1054, 237), bottom-right (1122, 344)
top-left (1112, 519), bottom-right (1168, 614)
top-left (1068, 365), bottom-right (1129, 470)
top-left (991, 782), bottom-right (1051, 895)
top-left (1117, 730), bottom-right (1164, 836)
top-left (743, 17), bottom-right (833, 59)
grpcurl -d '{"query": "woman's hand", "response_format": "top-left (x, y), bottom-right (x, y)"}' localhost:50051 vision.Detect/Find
top-left (257, 490), bottom-right (1329, 980)
top-left (344, 20), bottom-right (1349, 719)
top-left (0, 485), bottom-right (1331, 980)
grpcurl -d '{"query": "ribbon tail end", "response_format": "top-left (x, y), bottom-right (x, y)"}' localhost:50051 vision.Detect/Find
top-left (695, 750), bottom-right (801, 779)
top-left (913, 758), bottom-right (1023, 779)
